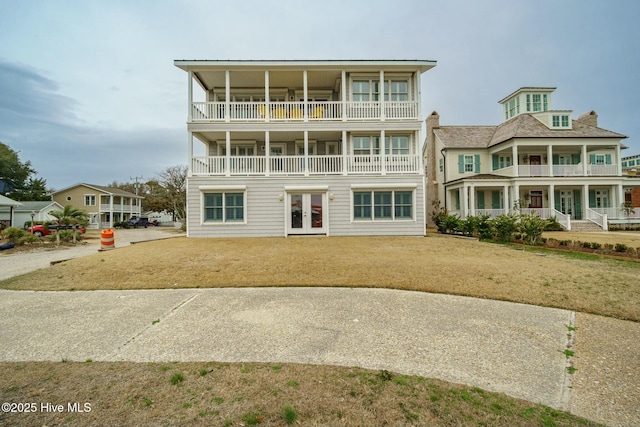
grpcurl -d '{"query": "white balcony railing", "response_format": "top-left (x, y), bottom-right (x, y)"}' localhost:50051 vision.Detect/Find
top-left (588, 164), bottom-right (618, 176)
top-left (586, 208), bottom-right (608, 230)
top-left (591, 207), bottom-right (640, 220)
top-left (191, 155), bottom-right (420, 176)
top-left (518, 165), bottom-right (550, 177)
top-left (552, 164), bottom-right (584, 176)
top-left (191, 101), bottom-right (419, 122)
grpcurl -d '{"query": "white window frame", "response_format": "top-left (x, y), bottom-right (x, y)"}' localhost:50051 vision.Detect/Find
top-left (350, 185), bottom-right (417, 222)
top-left (84, 194), bottom-right (96, 206)
top-left (464, 155), bottom-right (475, 172)
top-left (216, 141), bottom-right (257, 156)
top-left (199, 186), bottom-right (247, 225)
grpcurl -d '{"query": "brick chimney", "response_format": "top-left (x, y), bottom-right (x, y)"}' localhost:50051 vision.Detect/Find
top-left (576, 110), bottom-right (598, 127)
top-left (424, 111), bottom-right (440, 228)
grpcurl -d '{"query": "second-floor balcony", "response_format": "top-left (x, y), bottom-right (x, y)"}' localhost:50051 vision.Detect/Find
top-left (492, 163), bottom-right (620, 177)
top-left (191, 154), bottom-right (421, 176)
top-left (191, 100), bottom-right (420, 122)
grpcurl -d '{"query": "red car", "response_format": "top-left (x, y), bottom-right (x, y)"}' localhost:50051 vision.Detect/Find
top-left (27, 224), bottom-right (86, 237)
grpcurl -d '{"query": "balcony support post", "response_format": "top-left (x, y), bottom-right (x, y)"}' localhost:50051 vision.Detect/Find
top-left (225, 70), bottom-right (230, 123)
top-left (583, 184), bottom-right (589, 220)
top-left (503, 185), bottom-right (509, 214)
top-left (225, 131), bottom-right (231, 177)
top-left (303, 70), bottom-right (308, 122)
top-left (512, 143), bottom-right (519, 177)
top-left (380, 129), bottom-right (386, 175)
top-left (616, 144), bottom-right (622, 176)
top-left (265, 131), bottom-right (270, 176)
top-left (187, 131), bottom-right (193, 175)
top-left (379, 70), bottom-right (385, 121)
top-left (342, 130), bottom-right (347, 175)
top-left (469, 184), bottom-right (476, 217)
top-left (265, 70), bottom-right (270, 122)
top-left (582, 145), bottom-right (588, 175)
top-left (341, 70), bottom-right (347, 122)
top-left (547, 144), bottom-right (553, 177)
top-left (304, 130), bottom-right (309, 176)
top-left (187, 71), bottom-right (193, 122)
top-left (549, 184), bottom-right (555, 212)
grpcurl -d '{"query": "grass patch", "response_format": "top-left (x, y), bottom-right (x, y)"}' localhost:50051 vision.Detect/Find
top-left (2, 234), bottom-right (639, 321)
top-left (0, 361), bottom-right (603, 427)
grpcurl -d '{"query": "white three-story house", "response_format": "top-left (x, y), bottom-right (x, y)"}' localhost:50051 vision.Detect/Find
top-left (175, 60), bottom-right (436, 237)
top-left (424, 87), bottom-right (636, 230)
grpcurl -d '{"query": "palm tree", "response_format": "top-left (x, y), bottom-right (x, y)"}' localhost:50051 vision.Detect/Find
top-left (49, 205), bottom-right (89, 245)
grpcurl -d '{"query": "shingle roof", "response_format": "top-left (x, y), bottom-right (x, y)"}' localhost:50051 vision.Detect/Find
top-left (435, 114), bottom-right (627, 150)
top-left (53, 183), bottom-right (143, 198)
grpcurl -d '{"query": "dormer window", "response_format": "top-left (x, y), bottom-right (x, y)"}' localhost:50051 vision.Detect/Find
top-left (526, 94), bottom-right (548, 112)
top-left (552, 114), bottom-right (570, 128)
top-left (505, 97), bottom-right (520, 120)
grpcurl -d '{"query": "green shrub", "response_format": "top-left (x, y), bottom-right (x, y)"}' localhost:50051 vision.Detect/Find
top-left (490, 214), bottom-right (518, 242)
top-left (19, 233), bottom-right (40, 245)
top-left (615, 243), bottom-right (629, 253)
top-left (544, 216), bottom-right (564, 231)
top-left (1, 227), bottom-right (26, 244)
top-left (460, 216), bottom-right (479, 237)
top-left (476, 215), bottom-right (493, 240)
top-left (441, 214), bottom-right (461, 234)
top-left (581, 241), bottom-right (592, 249)
top-left (518, 213), bottom-right (548, 246)
top-left (591, 242), bottom-right (602, 250)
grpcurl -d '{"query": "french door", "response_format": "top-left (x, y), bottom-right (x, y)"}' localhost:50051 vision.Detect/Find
top-left (288, 193), bottom-right (326, 234)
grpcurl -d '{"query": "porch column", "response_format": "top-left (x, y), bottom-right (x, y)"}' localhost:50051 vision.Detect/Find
top-left (109, 195), bottom-right (114, 228)
top-left (380, 129), bottom-right (386, 175)
top-left (187, 131), bottom-right (193, 175)
top-left (342, 130), bottom-right (348, 175)
top-left (379, 70), bottom-right (385, 121)
top-left (514, 184), bottom-right (520, 210)
top-left (462, 183), bottom-right (469, 218)
top-left (341, 70), bottom-right (347, 121)
top-left (445, 188), bottom-right (451, 213)
top-left (264, 70), bottom-right (270, 122)
top-left (225, 70), bottom-right (230, 122)
top-left (512, 143), bottom-right (519, 177)
top-left (548, 184), bottom-right (555, 215)
top-left (304, 130), bottom-right (309, 176)
top-left (265, 131), bottom-right (270, 176)
top-left (503, 185), bottom-right (509, 214)
top-left (303, 70), bottom-right (308, 122)
top-left (582, 145), bottom-right (588, 175)
top-left (469, 184), bottom-right (476, 216)
top-left (583, 184), bottom-right (589, 220)
top-left (616, 144), bottom-right (622, 175)
top-left (617, 184), bottom-right (624, 208)
top-left (187, 71), bottom-right (193, 122)
top-left (225, 131), bottom-right (231, 177)
top-left (547, 144), bottom-right (553, 177)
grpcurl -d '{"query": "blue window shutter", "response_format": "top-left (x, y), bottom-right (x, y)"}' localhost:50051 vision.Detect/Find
top-left (455, 191), bottom-right (460, 210)
top-left (605, 154), bottom-right (612, 165)
top-left (552, 154), bottom-right (559, 165)
top-left (589, 154), bottom-right (596, 164)
top-left (458, 155), bottom-right (464, 173)
top-left (572, 154), bottom-right (580, 165)
top-left (574, 190), bottom-right (582, 219)
top-left (554, 190), bottom-right (561, 211)
top-left (474, 155), bottom-right (481, 173)
top-left (589, 190), bottom-right (596, 208)
top-left (492, 191), bottom-right (501, 209)
top-left (477, 191), bottom-right (485, 209)
top-left (492, 155), bottom-right (498, 170)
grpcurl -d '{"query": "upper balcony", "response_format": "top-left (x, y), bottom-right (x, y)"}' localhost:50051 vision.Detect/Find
top-left (175, 60), bottom-right (436, 125)
top-left (191, 100), bottom-right (420, 122)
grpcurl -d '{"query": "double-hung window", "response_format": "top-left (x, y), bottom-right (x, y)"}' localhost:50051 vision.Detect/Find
top-left (203, 192), bottom-right (244, 223)
top-left (353, 190), bottom-right (413, 221)
top-left (464, 155), bottom-right (475, 172)
top-left (387, 136), bottom-right (410, 155)
top-left (352, 80), bottom-right (379, 101)
top-left (385, 81), bottom-right (409, 101)
top-left (84, 195), bottom-right (96, 206)
top-left (353, 136), bottom-right (381, 156)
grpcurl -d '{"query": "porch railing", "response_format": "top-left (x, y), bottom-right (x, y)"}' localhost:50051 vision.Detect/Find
top-left (518, 165), bottom-right (550, 177)
top-left (552, 209), bottom-right (571, 230)
top-left (191, 101), bottom-right (419, 122)
top-left (552, 164), bottom-right (584, 176)
top-left (519, 208), bottom-right (550, 218)
top-left (191, 155), bottom-right (420, 176)
top-left (591, 207), bottom-right (640, 220)
top-left (587, 164), bottom-right (618, 176)
top-left (586, 208), bottom-right (608, 231)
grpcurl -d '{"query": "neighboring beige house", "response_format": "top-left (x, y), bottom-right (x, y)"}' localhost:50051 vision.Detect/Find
top-left (0, 200), bottom-right (63, 229)
top-left (424, 87), bottom-right (639, 230)
top-left (175, 59), bottom-right (436, 237)
top-left (52, 183), bottom-right (143, 228)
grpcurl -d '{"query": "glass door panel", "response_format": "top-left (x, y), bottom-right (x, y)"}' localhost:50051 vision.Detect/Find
top-left (290, 194), bottom-right (303, 229)
top-left (311, 194), bottom-right (323, 229)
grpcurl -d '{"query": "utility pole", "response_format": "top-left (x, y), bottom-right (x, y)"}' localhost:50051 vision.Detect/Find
top-left (130, 175), bottom-right (143, 196)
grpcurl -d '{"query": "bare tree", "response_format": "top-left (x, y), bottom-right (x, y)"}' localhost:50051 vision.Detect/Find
top-left (157, 165), bottom-right (187, 221)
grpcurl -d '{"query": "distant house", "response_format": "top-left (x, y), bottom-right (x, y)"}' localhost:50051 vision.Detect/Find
top-left (424, 87), bottom-right (640, 230)
top-left (0, 194), bottom-right (22, 229)
top-left (0, 200), bottom-right (63, 229)
top-left (52, 183), bottom-right (143, 228)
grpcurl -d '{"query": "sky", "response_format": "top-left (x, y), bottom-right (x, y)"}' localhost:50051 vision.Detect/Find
top-left (1, 0), bottom-right (639, 190)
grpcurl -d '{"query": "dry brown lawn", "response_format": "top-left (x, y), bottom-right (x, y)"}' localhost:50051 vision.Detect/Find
top-left (0, 362), bottom-right (603, 427)
top-left (543, 230), bottom-right (640, 247)
top-left (2, 234), bottom-right (639, 321)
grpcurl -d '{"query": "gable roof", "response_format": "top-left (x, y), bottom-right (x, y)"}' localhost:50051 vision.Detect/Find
top-left (52, 183), bottom-right (143, 199)
top-left (0, 201), bottom-right (62, 214)
top-left (435, 114), bottom-right (627, 150)
top-left (0, 194), bottom-right (22, 207)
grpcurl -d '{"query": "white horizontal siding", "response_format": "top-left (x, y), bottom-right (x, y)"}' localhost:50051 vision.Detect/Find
top-left (187, 175), bottom-right (425, 237)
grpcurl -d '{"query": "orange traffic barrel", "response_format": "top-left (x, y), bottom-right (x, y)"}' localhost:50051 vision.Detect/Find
top-left (100, 229), bottom-right (115, 250)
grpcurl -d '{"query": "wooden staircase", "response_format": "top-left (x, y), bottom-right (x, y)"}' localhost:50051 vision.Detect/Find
top-left (569, 220), bottom-right (605, 232)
